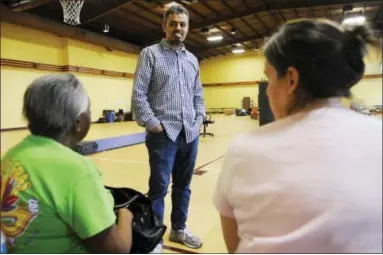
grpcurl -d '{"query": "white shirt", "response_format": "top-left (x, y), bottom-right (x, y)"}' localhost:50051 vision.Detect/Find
top-left (214, 100), bottom-right (382, 253)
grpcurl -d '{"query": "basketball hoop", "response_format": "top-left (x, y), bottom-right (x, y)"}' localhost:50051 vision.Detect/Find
top-left (59, 0), bottom-right (85, 26)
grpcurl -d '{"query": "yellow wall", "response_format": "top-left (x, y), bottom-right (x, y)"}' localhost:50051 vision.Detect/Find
top-left (200, 51), bottom-right (266, 109)
top-left (1, 21), bottom-right (381, 128)
top-left (1, 22), bottom-right (67, 65)
top-left (200, 48), bottom-right (382, 109)
top-left (200, 51), bottom-right (266, 84)
top-left (203, 85), bottom-right (259, 109)
top-left (66, 39), bottom-right (137, 73)
top-left (1, 22), bottom-right (138, 129)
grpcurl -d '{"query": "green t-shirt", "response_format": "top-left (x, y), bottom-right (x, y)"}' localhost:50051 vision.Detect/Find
top-left (1, 135), bottom-right (116, 253)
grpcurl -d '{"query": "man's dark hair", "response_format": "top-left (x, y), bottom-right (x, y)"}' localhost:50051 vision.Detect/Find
top-left (163, 4), bottom-right (189, 23)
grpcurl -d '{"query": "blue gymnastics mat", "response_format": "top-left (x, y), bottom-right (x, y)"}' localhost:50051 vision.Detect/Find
top-left (74, 132), bottom-right (146, 155)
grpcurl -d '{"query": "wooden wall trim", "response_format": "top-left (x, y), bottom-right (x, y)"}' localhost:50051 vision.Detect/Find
top-left (1, 58), bottom-right (380, 83)
top-left (202, 74), bottom-right (383, 87)
top-left (203, 81), bottom-right (261, 87)
top-left (364, 74), bottom-right (383, 79)
top-left (0, 58), bottom-right (135, 78)
top-left (1, 121), bottom-right (100, 132)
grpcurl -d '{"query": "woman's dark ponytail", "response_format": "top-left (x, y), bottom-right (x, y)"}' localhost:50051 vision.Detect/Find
top-left (341, 24), bottom-right (381, 87)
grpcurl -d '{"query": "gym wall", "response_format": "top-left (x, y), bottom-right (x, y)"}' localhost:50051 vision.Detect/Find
top-left (1, 22), bottom-right (138, 130)
top-left (1, 21), bottom-right (381, 130)
top-left (200, 46), bottom-right (382, 110)
top-left (200, 51), bottom-right (266, 109)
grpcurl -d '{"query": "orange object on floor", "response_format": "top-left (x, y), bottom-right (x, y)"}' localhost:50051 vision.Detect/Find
top-left (251, 107), bottom-right (258, 119)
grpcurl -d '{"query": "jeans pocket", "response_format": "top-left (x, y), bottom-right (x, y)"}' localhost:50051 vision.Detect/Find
top-left (150, 130), bottom-right (165, 136)
top-left (148, 130), bottom-right (166, 142)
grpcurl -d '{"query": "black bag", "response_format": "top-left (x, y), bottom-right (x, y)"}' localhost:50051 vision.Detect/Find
top-left (74, 141), bottom-right (98, 155)
top-left (105, 186), bottom-right (167, 254)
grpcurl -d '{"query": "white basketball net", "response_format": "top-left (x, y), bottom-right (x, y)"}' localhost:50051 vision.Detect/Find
top-left (59, 0), bottom-right (85, 26)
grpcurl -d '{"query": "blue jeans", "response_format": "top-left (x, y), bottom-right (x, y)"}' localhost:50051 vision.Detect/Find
top-left (145, 129), bottom-right (198, 231)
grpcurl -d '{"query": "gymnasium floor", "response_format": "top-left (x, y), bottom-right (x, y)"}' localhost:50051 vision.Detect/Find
top-left (0, 114), bottom-right (257, 254)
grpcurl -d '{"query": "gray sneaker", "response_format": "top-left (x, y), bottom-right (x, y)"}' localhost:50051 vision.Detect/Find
top-left (169, 228), bottom-right (202, 249)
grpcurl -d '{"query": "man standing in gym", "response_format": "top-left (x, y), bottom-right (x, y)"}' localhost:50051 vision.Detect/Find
top-left (131, 4), bottom-right (205, 253)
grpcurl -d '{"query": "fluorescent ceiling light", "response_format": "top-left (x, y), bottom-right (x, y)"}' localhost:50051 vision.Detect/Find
top-left (207, 35), bottom-right (223, 41)
top-left (103, 24), bottom-right (109, 33)
top-left (342, 16), bottom-right (366, 25)
top-left (232, 48), bottom-right (245, 54)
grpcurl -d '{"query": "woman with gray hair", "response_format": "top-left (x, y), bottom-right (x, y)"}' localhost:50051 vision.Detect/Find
top-left (1, 73), bottom-right (133, 253)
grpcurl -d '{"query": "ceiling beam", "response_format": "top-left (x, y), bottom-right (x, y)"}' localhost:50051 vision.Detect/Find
top-left (11, 0), bottom-right (52, 11)
top-left (193, 33), bottom-right (267, 56)
top-left (225, 21), bottom-right (252, 49)
top-left (268, 10), bottom-right (278, 26)
top-left (175, 0), bottom-right (206, 20)
top-left (254, 13), bottom-right (268, 30)
top-left (133, 1), bottom-right (163, 20)
top-left (82, 0), bottom-right (134, 24)
top-left (242, 0), bottom-right (250, 9)
top-left (326, 6), bottom-right (332, 18)
top-left (200, 1), bottom-right (219, 17)
top-left (374, 4), bottom-right (383, 22)
top-left (152, 0), bottom-right (164, 8)
top-left (80, 20), bottom-right (144, 45)
top-left (118, 8), bottom-right (160, 29)
top-left (0, 3), bottom-right (140, 54)
top-left (219, 0), bottom-right (235, 13)
top-left (278, 10), bottom-right (286, 22)
top-left (215, 23), bottom-right (251, 50)
top-left (113, 10), bottom-right (161, 36)
top-left (293, 8), bottom-right (299, 19)
top-left (239, 17), bottom-right (260, 36)
top-left (308, 7), bottom-right (314, 18)
top-left (189, 0), bottom-right (381, 30)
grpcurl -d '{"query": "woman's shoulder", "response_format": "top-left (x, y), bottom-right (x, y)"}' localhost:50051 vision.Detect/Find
top-left (48, 146), bottom-right (100, 178)
top-left (224, 131), bottom-right (269, 165)
top-left (2, 135), bottom-right (99, 179)
top-left (228, 122), bottom-right (287, 150)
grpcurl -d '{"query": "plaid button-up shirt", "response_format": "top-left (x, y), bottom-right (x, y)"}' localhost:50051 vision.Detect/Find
top-left (132, 39), bottom-right (206, 143)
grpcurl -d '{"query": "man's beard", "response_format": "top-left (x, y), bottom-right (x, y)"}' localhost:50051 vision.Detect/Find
top-left (169, 37), bottom-right (184, 48)
top-left (169, 39), bottom-right (182, 45)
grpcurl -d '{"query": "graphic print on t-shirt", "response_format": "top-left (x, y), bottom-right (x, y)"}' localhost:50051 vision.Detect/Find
top-left (1, 158), bottom-right (39, 248)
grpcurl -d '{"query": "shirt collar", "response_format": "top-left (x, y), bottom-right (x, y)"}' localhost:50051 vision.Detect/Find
top-left (160, 38), bottom-right (186, 52)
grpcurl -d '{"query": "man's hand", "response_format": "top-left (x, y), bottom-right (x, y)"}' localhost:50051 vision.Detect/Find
top-left (150, 124), bottom-right (164, 133)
